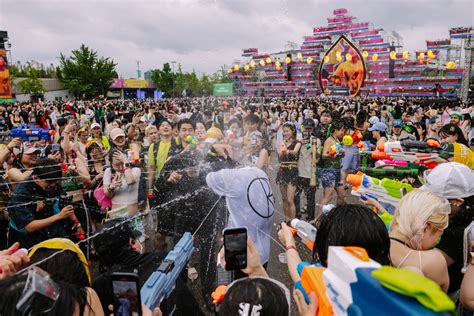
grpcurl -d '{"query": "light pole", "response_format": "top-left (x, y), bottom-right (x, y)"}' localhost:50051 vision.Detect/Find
top-left (171, 61), bottom-right (177, 97)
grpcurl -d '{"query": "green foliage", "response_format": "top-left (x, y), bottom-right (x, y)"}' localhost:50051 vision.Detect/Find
top-left (17, 62), bottom-right (45, 96)
top-left (150, 63), bottom-right (175, 97)
top-left (150, 63), bottom-right (232, 97)
top-left (58, 44), bottom-right (117, 99)
top-left (8, 63), bottom-right (56, 79)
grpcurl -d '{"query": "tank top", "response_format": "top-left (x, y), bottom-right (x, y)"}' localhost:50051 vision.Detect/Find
top-left (279, 140), bottom-right (300, 168)
top-left (321, 137), bottom-right (343, 169)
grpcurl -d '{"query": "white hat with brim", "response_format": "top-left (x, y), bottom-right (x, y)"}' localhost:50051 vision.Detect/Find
top-left (420, 162), bottom-right (474, 199)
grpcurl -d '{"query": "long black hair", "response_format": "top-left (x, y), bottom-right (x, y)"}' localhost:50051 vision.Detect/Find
top-left (438, 123), bottom-right (468, 146)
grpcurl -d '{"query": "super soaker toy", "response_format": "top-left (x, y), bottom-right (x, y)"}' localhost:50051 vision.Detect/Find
top-left (371, 140), bottom-right (440, 163)
top-left (289, 219), bottom-right (317, 251)
top-left (184, 135), bottom-right (200, 150)
top-left (3, 125), bottom-right (55, 143)
top-left (141, 232), bottom-right (195, 309)
top-left (296, 246), bottom-right (455, 315)
top-left (346, 172), bottom-right (412, 210)
top-left (329, 143), bottom-right (344, 157)
top-left (358, 164), bottom-right (420, 179)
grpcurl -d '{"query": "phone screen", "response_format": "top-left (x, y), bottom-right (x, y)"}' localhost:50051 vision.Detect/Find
top-left (111, 273), bottom-right (142, 316)
top-left (224, 227), bottom-right (248, 271)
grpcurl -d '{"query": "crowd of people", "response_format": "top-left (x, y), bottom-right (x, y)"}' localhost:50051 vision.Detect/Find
top-left (0, 95), bottom-right (472, 315)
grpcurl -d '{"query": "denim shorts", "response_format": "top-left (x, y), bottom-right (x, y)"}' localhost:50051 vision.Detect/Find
top-left (341, 145), bottom-right (359, 171)
top-left (320, 168), bottom-right (343, 188)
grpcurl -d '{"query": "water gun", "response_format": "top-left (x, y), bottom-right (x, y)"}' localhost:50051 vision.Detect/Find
top-left (329, 143), bottom-right (343, 157)
top-left (357, 141), bottom-right (373, 154)
top-left (127, 149), bottom-right (140, 163)
top-left (342, 135), bottom-right (353, 146)
top-left (346, 172), bottom-right (412, 210)
top-left (296, 246), bottom-right (455, 315)
top-left (289, 219), bottom-right (317, 251)
top-left (372, 140), bottom-right (439, 162)
top-left (358, 165), bottom-right (420, 179)
top-left (3, 125), bottom-right (55, 142)
top-left (141, 232), bottom-right (195, 309)
top-left (211, 264), bottom-right (234, 309)
top-left (184, 135), bottom-right (200, 150)
top-left (374, 160), bottom-right (408, 167)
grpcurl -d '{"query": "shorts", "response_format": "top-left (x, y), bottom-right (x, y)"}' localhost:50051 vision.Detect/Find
top-left (276, 166), bottom-right (299, 186)
top-left (320, 168), bottom-right (343, 188)
top-left (341, 145), bottom-right (359, 172)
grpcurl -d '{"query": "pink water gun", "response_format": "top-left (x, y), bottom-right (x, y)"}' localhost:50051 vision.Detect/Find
top-left (374, 159), bottom-right (408, 167)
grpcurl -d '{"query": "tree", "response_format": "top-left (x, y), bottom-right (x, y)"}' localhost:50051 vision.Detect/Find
top-left (58, 44), bottom-right (117, 99)
top-left (17, 62), bottom-right (45, 97)
top-left (150, 63), bottom-right (176, 97)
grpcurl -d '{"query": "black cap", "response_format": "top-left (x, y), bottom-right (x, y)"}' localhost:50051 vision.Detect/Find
top-left (303, 119), bottom-right (315, 130)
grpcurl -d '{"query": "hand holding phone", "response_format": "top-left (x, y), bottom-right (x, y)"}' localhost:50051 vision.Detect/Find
top-left (224, 227), bottom-right (248, 271)
top-left (111, 272), bottom-right (142, 316)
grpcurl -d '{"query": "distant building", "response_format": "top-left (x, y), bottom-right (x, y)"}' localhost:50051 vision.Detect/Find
top-left (144, 70), bottom-right (152, 80)
top-left (12, 78), bottom-right (72, 102)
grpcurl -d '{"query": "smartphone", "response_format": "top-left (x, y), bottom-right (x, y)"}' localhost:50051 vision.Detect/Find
top-left (223, 227), bottom-right (248, 271)
top-left (51, 143), bottom-right (61, 154)
top-left (111, 272), bottom-right (142, 316)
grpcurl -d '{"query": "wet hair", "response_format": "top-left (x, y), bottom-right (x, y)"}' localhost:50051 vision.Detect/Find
top-left (177, 118), bottom-right (196, 130)
top-left (342, 116), bottom-right (355, 130)
top-left (314, 204), bottom-right (391, 266)
top-left (438, 123), bottom-right (468, 145)
top-left (329, 120), bottom-right (345, 134)
top-left (0, 272), bottom-right (86, 316)
top-left (219, 278), bottom-right (289, 316)
top-left (33, 159), bottom-right (62, 181)
top-left (29, 249), bottom-right (90, 288)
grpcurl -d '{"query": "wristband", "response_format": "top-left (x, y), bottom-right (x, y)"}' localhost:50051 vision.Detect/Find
top-left (285, 245), bottom-right (297, 252)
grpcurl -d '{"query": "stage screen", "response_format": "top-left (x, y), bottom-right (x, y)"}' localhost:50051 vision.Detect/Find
top-left (318, 35), bottom-right (366, 97)
top-left (0, 49), bottom-right (12, 99)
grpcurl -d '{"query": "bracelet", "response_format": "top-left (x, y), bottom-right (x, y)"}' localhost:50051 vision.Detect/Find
top-left (285, 245), bottom-right (297, 252)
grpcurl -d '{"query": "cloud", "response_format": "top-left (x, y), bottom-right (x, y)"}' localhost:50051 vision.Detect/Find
top-left (1, 0), bottom-right (472, 77)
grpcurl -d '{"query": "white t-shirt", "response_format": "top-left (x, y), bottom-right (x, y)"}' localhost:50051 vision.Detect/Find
top-left (103, 167), bottom-right (141, 205)
top-left (206, 166), bottom-right (274, 264)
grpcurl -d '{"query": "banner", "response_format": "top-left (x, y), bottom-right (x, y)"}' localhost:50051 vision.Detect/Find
top-left (319, 35), bottom-right (366, 97)
top-left (0, 50), bottom-right (12, 99)
top-left (213, 83), bottom-right (233, 96)
top-left (124, 79), bottom-right (148, 89)
top-left (110, 78), bottom-right (124, 89)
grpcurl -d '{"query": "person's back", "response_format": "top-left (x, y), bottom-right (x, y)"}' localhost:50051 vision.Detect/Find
top-left (207, 166), bottom-right (274, 264)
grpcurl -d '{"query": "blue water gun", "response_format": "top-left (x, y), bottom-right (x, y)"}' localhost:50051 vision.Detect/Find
top-left (7, 125), bottom-right (55, 142)
top-left (141, 232), bottom-right (195, 309)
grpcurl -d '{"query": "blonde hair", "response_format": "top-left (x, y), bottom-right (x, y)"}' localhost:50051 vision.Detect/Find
top-left (390, 190), bottom-right (450, 249)
top-left (145, 125), bottom-right (158, 137)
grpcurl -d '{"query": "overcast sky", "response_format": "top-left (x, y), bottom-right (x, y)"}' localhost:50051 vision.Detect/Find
top-left (1, 0), bottom-right (473, 78)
